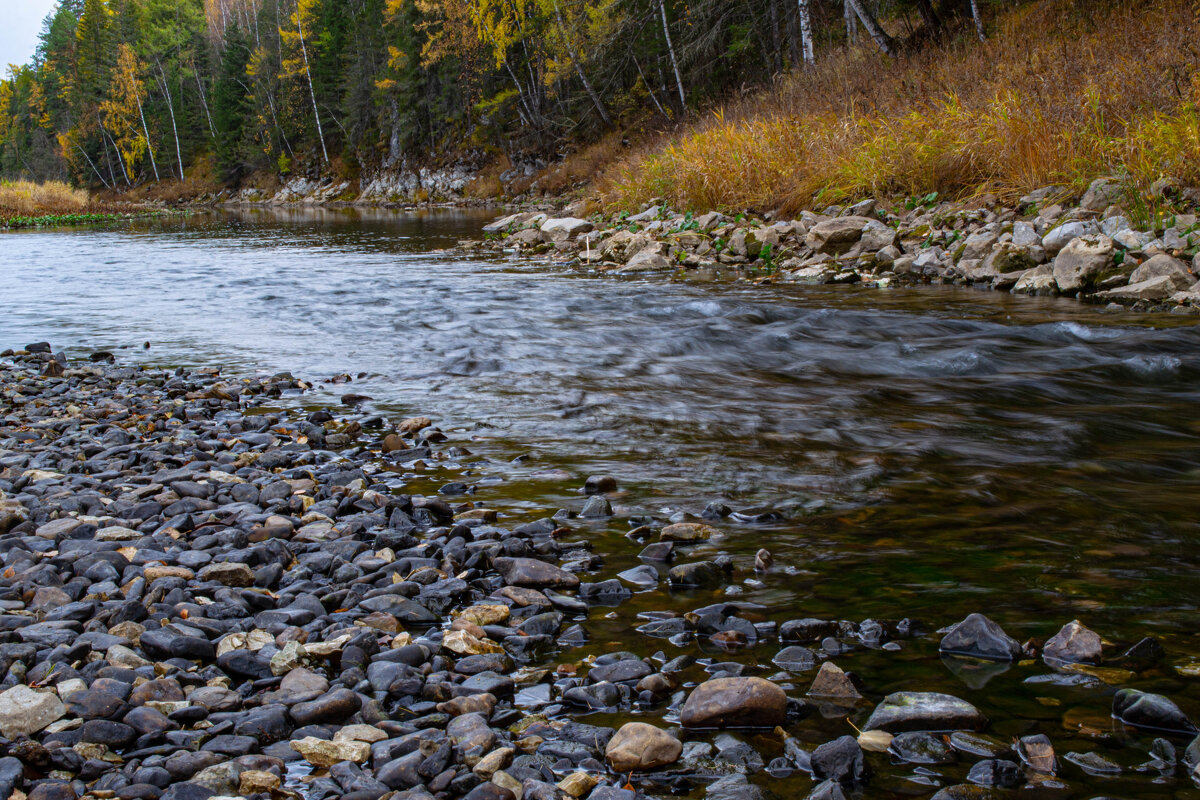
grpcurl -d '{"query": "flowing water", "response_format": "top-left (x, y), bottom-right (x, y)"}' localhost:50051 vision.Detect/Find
top-left (3, 208), bottom-right (1200, 797)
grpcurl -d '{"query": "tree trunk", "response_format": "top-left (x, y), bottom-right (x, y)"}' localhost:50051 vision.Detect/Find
top-left (915, 0), bottom-right (942, 33)
top-left (296, 12), bottom-right (329, 165)
top-left (131, 72), bottom-right (160, 182)
top-left (845, 0), bottom-right (896, 55)
top-left (969, 0), bottom-right (986, 40)
top-left (193, 62), bottom-right (216, 137)
top-left (797, 0), bottom-right (815, 65)
top-left (156, 63), bottom-right (184, 181)
top-left (844, 0), bottom-right (858, 43)
top-left (551, 0), bottom-right (613, 129)
top-left (633, 54), bottom-right (669, 119)
top-left (659, 0), bottom-right (686, 107)
top-left (76, 144), bottom-right (112, 189)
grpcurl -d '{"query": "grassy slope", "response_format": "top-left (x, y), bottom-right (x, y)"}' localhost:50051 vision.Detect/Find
top-left (598, 0), bottom-right (1200, 216)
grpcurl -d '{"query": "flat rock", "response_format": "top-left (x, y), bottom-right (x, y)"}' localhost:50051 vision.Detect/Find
top-left (863, 692), bottom-right (987, 733)
top-left (291, 736), bottom-right (370, 767)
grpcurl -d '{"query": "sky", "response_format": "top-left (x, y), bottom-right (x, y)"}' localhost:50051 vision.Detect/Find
top-left (0, 0), bottom-right (59, 72)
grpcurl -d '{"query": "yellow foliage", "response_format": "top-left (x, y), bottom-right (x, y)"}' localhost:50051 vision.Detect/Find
top-left (601, 0), bottom-right (1200, 214)
top-left (0, 179), bottom-right (89, 215)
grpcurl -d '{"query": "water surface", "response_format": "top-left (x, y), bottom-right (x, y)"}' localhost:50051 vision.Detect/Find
top-left (3, 208), bottom-right (1200, 797)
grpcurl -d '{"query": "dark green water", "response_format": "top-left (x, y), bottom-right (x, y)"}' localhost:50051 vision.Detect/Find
top-left (2, 207), bottom-right (1199, 797)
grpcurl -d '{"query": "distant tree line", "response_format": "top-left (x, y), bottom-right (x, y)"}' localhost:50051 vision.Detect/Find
top-left (0, 0), bottom-right (990, 188)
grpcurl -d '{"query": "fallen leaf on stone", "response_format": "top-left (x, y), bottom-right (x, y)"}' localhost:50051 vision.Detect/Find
top-left (858, 730), bottom-right (893, 752)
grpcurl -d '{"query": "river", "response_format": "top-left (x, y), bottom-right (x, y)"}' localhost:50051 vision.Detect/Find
top-left (3, 207), bottom-right (1200, 797)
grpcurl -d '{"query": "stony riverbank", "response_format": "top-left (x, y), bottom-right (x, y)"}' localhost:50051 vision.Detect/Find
top-left (1, 344), bottom-right (1199, 800)
top-left (467, 180), bottom-right (1200, 314)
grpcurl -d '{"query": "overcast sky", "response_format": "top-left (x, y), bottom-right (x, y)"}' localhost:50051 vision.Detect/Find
top-left (1, 0), bottom-right (59, 72)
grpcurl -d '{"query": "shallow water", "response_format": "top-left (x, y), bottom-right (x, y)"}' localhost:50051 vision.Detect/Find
top-left (3, 207), bottom-right (1200, 797)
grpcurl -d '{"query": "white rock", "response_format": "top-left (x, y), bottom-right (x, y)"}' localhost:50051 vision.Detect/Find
top-left (0, 685), bottom-right (67, 738)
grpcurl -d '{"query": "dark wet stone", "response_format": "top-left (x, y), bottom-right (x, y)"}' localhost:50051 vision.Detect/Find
top-left (589, 659), bottom-right (652, 684)
top-left (80, 719), bottom-right (137, 748)
top-left (27, 783), bottom-right (77, 800)
top-left (667, 561), bottom-right (724, 588)
top-left (1042, 619), bottom-right (1102, 665)
top-left (290, 688), bottom-right (362, 725)
top-left (966, 759), bottom-right (1022, 788)
top-left (1113, 689), bottom-right (1198, 735)
top-left (160, 783), bottom-right (214, 800)
top-left (461, 783), bottom-right (515, 800)
top-left (705, 773), bottom-right (764, 800)
top-left (589, 789), bottom-right (635, 800)
top-left (779, 619), bottom-right (838, 644)
top-left (66, 690), bottom-right (126, 720)
top-left (939, 613), bottom-right (1021, 662)
top-left (863, 692), bottom-right (987, 733)
top-left (140, 627), bottom-right (215, 661)
top-left (638, 542), bottom-right (674, 561)
top-left (357, 596), bottom-right (438, 624)
top-left (811, 735), bottom-right (867, 785)
top-left (890, 732), bottom-right (955, 765)
top-left (773, 646), bottom-right (817, 671)
top-left (584, 475), bottom-right (617, 494)
top-left (580, 496), bottom-right (612, 518)
top-left (680, 677), bottom-right (787, 729)
top-left (804, 780), bottom-right (848, 800)
top-left (563, 681), bottom-right (622, 710)
top-left (200, 734), bottom-right (258, 756)
top-left (1017, 733), bottom-right (1057, 774)
top-left (0, 759), bottom-right (24, 800)
top-left (492, 557), bottom-right (580, 589)
top-left (1064, 750), bottom-right (1121, 775)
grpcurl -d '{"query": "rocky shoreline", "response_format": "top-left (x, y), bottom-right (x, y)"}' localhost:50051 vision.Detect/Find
top-left (1, 344), bottom-right (1199, 800)
top-left (466, 181), bottom-right (1200, 315)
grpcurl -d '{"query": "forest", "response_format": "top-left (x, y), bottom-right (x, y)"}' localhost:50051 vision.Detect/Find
top-left (0, 0), bottom-right (991, 193)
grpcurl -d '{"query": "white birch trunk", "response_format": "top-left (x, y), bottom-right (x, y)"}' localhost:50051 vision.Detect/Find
top-left (969, 0), bottom-right (986, 40)
top-left (131, 73), bottom-right (160, 182)
top-left (798, 0), bottom-right (815, 65)
top-left (845, 0), bottom-right (895, 56)
top-left (659, 0), bottom-right (686, 108)
top-left (297, 12), bottom-right (329, 165)
top-left (156, 65), bottom-right (184, 181)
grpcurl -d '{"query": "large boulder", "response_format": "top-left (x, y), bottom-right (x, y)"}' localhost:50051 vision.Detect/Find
top-left (1080, 177), bottom-right (1124, 212)
top-left (0, 685), bottom-right (66, 738)
top-left (601, 230), bottom-right (652, 263)
top-left (1094, 275), bottom-right (1176, 303)
top-left (680, 677), bottom-right (787, 728)
top-left (863, 692), bottom-right (988, 733)
top-left (1129, 254), bottom-right (1194, 290)
top-left (605, 722), bottom-right (682, 771)
top-left (805, 216), bottom-right (893, 255)
top-left (1042, 220), bottom-right (1095, 256)
top-left (1052, 234), bottom-right (1115, 294)
top-left (980, 243), bottom-right (1044, 274)
top-left (540, 217), bottom-right (594, 241)
top-left (1011, 265), bottom-right (1057, 295)
top-left (939, 613), bottom-right (1022, 661)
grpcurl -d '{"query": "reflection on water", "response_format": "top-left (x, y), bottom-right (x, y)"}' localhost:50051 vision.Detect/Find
top-left (4, 207), bottom-right (1200, 798)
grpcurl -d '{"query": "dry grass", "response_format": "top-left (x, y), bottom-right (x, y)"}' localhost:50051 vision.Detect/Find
top-left (0, 179), bottom-right (90, 218)
top-left (600, 0), bottom-right (1200, 215)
